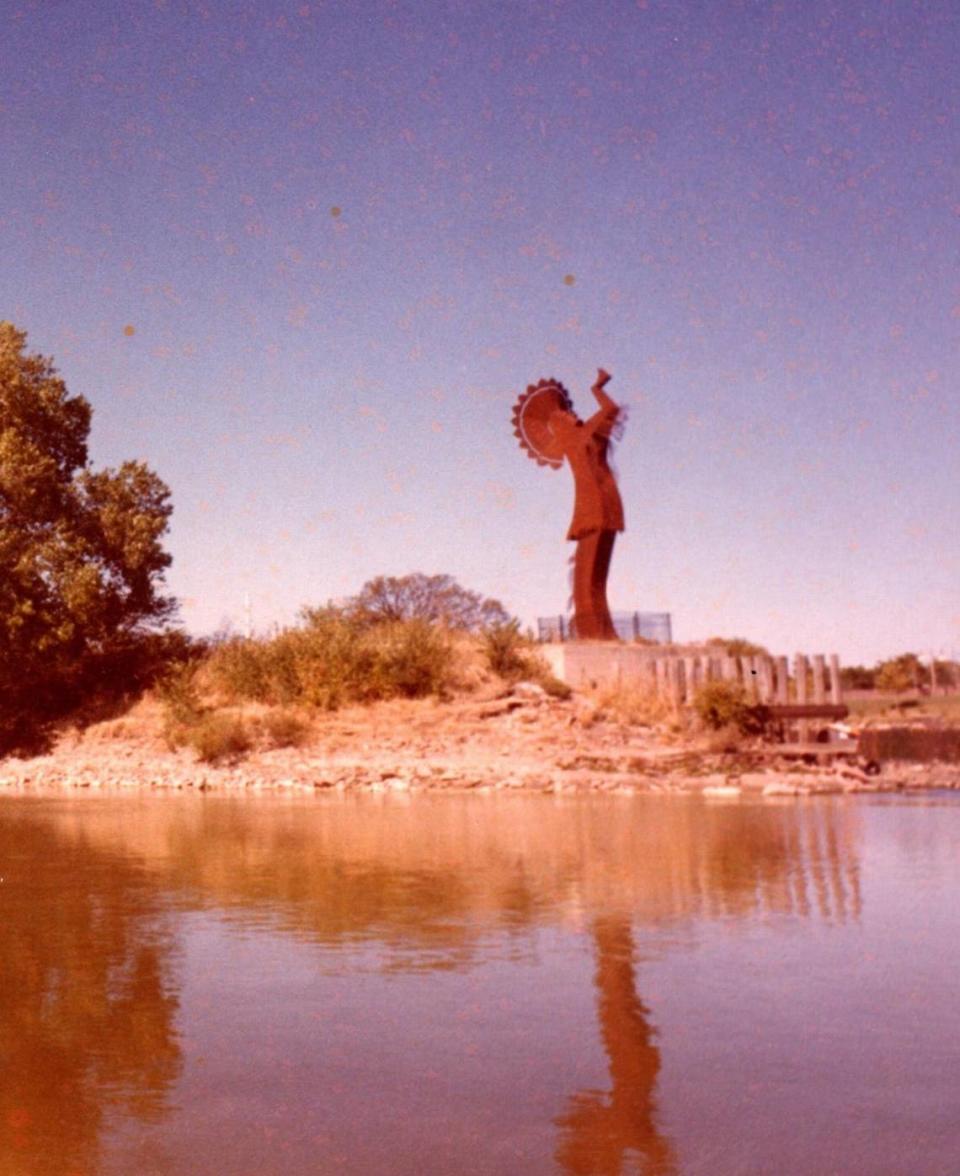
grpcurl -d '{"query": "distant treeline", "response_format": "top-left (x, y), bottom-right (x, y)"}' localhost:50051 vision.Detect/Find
top-left (840, 654), bottom-right (959, 693)
top-left (700, 637), bottom-right (957, 694)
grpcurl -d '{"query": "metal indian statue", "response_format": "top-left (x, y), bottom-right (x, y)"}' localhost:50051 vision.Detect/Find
top-left (512, 368), bottom-right (625, 641)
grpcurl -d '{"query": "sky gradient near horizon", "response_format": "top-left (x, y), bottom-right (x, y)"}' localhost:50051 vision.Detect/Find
top-left (3, 0), bottom-right (958, 665)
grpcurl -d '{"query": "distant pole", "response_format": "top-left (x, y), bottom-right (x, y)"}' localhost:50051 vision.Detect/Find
top-left (776, 656), bottom-right (790, 704)
top-left (829, 654), bottom-right (842, 704)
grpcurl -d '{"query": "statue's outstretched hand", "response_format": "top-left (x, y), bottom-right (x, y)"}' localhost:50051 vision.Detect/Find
top-left (594, 368), bottom-right (612, 389)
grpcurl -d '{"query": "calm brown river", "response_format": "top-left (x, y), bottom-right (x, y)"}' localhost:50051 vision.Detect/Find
top-left (2, 791), bottom-right (959, 1175)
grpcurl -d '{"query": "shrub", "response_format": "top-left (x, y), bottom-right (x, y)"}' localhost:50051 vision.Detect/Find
top-left (292, 610), bottom-right (378, 709)
top-left (693, 680), bottom-right (749, 730)
top-left (156, 661), bottom-right (204, 726)
top-left (693, 680), bottom-right (768, 735)
top-left (207, 635), bottom-right (300, 704)
top-left (538, 673), bottom-right (572, 700)
top-left (369, 619), bottom-right (452, 699)
top-left (259, 709), bottom-right (311, 749)
top-left (184, 712), bottom-right (252, 764)
top-left (483, 620), bottom-right (533, 680)
top-left (482, 622), bottom-right (574, 700)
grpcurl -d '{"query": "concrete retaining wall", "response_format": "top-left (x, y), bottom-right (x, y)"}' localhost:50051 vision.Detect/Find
top-left (540, 643), bottom-right (843, 705)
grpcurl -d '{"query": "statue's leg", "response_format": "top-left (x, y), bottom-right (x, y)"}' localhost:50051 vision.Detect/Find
top-left (591, 531), bottom-right (618, 640)
top-left (574, 536), bottom-right (602, 644)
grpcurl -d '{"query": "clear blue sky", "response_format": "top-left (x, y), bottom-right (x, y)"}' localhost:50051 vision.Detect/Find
top-left (3, 0), bottom-right (958, 665)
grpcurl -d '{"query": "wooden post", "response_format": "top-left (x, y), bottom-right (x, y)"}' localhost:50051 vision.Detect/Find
top-left (829, 654), bottom-right (842, 704)
top-left (741, 656), bottom-right (757, 701)
top-left (655, 657), bottom-right (668, 700)
top-left (794, 655), bottom-right (808, 704)
top-left (776, 656), bottom-right (790, 704)
top-left (812, 655), bottom-right (826, 705)
top-left (795, 654), bottom-right (809, 742)
top-left (668, 658), bottom-right (682, 707)
top-left (758, 657), bottom-right (774, 704)
top-left (683, 656), bottom-right (697, 702)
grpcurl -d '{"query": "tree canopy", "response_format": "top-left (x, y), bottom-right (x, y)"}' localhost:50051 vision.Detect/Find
top-left (874, 653), bottom-right (923, 693)
top-left (346, 573), bottom-right (512, 632)
top-left (1, 322), bottom-right (176, 750)
top-left (704, 636), bottom-right (770, 658)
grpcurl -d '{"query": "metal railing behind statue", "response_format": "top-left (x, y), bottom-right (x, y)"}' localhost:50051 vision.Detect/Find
top-left (537, 612), bottom-right (673, 644)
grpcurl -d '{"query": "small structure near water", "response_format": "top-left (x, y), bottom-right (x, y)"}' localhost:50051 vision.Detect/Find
top-left (858, 727), bottom-right (960, 765)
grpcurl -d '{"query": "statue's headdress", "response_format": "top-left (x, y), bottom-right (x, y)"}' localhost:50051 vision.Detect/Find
top-left (510, 378), bottom-right (574, 469)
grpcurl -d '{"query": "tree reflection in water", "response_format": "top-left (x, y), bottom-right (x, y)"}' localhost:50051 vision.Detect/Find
top-left (0, 808), bottom-right (181, 1176)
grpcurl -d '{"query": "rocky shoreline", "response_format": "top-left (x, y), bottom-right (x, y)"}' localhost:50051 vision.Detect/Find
top-left (2, 686), bottom-right (958, 799)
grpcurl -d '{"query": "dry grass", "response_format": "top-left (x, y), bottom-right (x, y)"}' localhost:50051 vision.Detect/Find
top-left (582, 682), bottom-right (673, 727)
top-left (847, 692), bottom-right (960, 725)
top-left (445, 632), bottom-right (498, 693)
top-left (702, 723), bottom-right (747, 753)
top-left (78, 697), bottom-right (166, 745)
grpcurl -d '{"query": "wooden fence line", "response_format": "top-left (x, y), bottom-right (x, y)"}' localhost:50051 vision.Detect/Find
top-left (620, 652), bottom-right (843, 707)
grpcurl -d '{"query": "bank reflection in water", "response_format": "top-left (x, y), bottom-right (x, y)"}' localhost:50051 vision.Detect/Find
top-left (0, 807), bottom-right (182, 1176)
top-left (4, 794), bottom-right (863, 1173)
top-left (51, 794), bottom-right (862, 946)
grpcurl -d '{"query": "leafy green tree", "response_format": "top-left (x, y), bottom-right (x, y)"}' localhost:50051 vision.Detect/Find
top-left (347, 573), bottom-right (511, 631)
top-left (1, 322), bottom-right (176, 750)
top-left (874, 653), bottom-right (923, 693)
top-left (931, 659), bottom-right (959, 692)
top-left (840, 664), bottom-right (876, 690)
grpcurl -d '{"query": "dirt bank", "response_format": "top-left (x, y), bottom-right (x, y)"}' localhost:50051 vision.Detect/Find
top-left (3, 684), bottom-right (958, 799)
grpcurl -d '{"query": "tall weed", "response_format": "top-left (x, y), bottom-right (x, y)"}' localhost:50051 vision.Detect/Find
top-left (589, 682), bottom-right (670, 726)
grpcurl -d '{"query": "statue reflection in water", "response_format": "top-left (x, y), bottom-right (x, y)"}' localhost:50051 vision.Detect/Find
top-left (555, 917), bottom-right (677, 1175)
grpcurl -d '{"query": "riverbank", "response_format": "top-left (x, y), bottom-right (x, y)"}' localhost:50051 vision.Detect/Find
top-left (3, 683), bottom-right (959, 798)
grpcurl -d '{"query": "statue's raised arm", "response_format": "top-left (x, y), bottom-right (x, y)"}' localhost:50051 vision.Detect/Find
top-left (583, 368), bottom-right (620, 439)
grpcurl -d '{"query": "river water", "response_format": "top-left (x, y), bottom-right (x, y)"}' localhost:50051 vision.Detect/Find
top-left (2, 790), bottom-right (959, 1175)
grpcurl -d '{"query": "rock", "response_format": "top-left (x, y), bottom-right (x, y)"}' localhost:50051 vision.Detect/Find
top-left (697, 773), bottom-right (733, 791)
top-left (739, 772), bottom-right (778, 791)
top-left (383, 776), bottom-right (411, 791)
top-left (806, 776), bottom-right (845, 794)
top-left (761, 780), bottom-right (799, 796)
top-left (477, 700), bottom-right (522, 719)
top-left (705, 780), bottom-right (743, 799)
